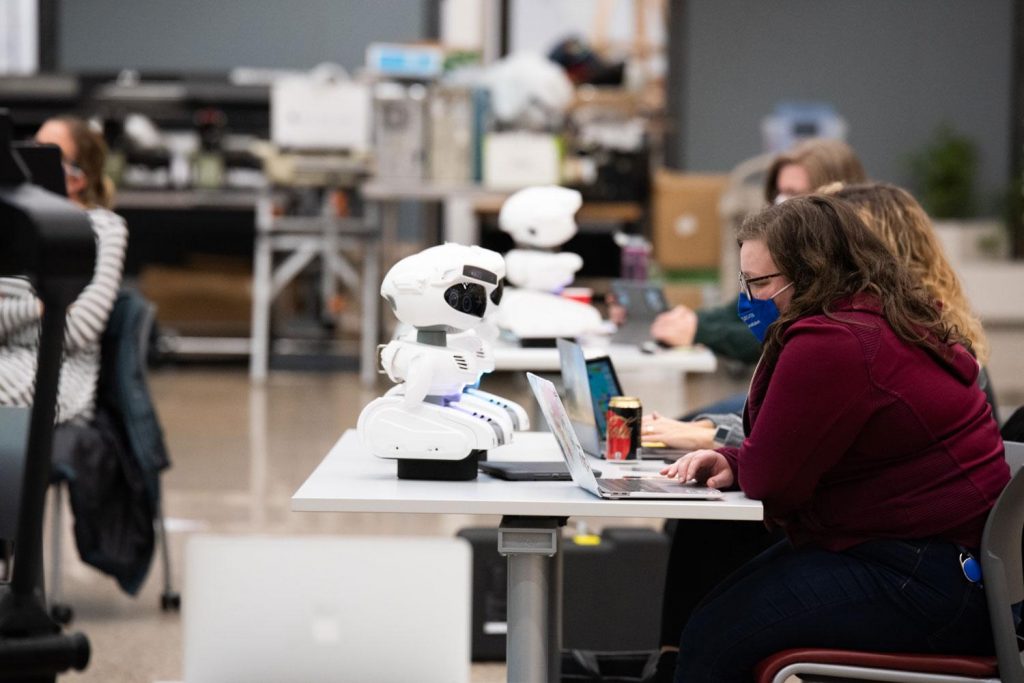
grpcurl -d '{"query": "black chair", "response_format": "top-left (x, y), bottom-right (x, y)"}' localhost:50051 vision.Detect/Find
top-left (0, 110), bottom-right (95, 679)
top-left (48, 289), bottom-right (179, 624)
top-left (1002, 406), bottom-right (1024, 442)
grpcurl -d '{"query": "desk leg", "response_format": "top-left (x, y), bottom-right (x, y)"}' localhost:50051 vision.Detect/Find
top-left (360, 234), bottom-right (381, 388)
top-left (498, 516), bottom-right (564, 683)
top-left (250, 194), bottom-right (274, 382)
top-left (380, 200), bottom-right (400, 268)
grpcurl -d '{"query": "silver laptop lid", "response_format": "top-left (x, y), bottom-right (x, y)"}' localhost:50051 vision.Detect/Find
top-left (556, 338), bottom-right (603, 457)
top-left (184, 535), bottom-right (472, 683)
top-left (527, 372), bottom-right (602, 496)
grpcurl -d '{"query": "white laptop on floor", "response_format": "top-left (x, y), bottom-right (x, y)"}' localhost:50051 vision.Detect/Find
top-left (183, 535), bottom-right (471, 683)
top-left (526, 372), bottom-right (722, 500)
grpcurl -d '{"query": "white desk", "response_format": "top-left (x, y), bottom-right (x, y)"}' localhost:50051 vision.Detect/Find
top-left (492, 341), bottom-right (717, 417)
top-left (293, 430), bottom-right (761, 682)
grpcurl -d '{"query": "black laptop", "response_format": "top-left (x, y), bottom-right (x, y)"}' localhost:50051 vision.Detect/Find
top-left (478, 460), bottom-right (602, 481)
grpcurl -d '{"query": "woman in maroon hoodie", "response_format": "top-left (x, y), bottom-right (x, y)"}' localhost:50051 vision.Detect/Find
top-left (662, 195), bottom-right (1009, 683)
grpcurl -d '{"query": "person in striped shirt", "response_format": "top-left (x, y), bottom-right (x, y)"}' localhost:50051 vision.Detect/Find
top-left (0, 116), bottom-right (128, 424)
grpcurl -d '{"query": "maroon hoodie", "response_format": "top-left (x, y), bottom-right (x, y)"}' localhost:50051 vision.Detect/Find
top-left (719, 296), bottom-right (1008, 551)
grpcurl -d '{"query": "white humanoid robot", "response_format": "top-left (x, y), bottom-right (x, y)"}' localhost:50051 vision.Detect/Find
top-left (495, 186), bottom-right (604, 341)
top-left (357, 243), bottom-right (529, 480)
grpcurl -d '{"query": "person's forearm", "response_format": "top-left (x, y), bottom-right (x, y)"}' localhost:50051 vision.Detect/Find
top-left (0, 296), bottom-right (41, 341)
top-left (63, 212), bottom-right (127, 352)
top-left (695, 412), bottom-right (745, 448)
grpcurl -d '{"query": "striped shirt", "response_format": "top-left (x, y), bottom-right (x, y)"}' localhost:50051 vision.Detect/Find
top-left (0, 208), bottom-right (128, 423)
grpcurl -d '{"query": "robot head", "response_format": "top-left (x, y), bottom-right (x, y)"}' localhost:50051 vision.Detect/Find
top-left (381, 243), bottom-right (506, 333)
top-left (499, 186), bottom-right (582, 249)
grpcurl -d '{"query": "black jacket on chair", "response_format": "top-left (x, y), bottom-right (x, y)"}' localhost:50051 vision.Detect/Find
top-left (51, 289), bottom-right (171, 595)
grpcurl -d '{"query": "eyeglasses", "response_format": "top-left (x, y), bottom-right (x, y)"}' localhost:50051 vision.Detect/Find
top-left (739, 271), bottom-right (782, 299)
top-left (61, 160), bottom-right (84, 179)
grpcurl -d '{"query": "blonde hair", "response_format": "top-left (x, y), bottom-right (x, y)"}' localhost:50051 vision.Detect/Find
top-left (765, 138), bottom-right (867, 203)
top-left (827, 182), bottom-right (988, 363)
top-left (49, 116), bottom-right (113, 209)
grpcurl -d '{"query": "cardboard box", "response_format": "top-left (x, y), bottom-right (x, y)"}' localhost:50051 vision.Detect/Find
top-left (662, 282), bottom-right (707, 311)
top-left (271, 76), bottom-right (371, 153)
top-left (652, 171), bottom-right (729, 271)
top-left (139, 256), bottom-right (254, 336)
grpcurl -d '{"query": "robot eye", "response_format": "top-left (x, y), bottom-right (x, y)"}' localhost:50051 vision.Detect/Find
top-left (443, 283), bottom-right (487, 318)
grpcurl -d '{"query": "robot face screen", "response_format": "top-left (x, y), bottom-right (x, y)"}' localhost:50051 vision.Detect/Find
top-left (444, 283), bottom-right (488, 318)
top-left (490, 278), bottom-right (504, 305)
top-left (461, 265), bottom-right (497, 285)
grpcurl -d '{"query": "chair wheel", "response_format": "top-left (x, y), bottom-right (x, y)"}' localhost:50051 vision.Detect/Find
top-left (50, 603), bottom-right (73, 625)
top-left (161, 592), bottom-right (181, 611)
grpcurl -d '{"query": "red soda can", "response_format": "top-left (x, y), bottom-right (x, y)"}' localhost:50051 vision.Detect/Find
top-left (605, 396), bottom-right (641, 460)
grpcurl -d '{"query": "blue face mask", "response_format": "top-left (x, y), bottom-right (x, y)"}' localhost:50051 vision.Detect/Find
top-left (736, 283), bottom-right (793, 343)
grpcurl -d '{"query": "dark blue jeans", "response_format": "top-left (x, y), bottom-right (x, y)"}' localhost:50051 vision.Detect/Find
top-left (679, 391), bottom-right (746, 421)
top-left (673, 538), bottom-right (994, 683)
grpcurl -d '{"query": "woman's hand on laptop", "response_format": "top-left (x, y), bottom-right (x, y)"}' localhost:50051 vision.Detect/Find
top-left (660, 450), bottom-right (734, 489)
top-left (642, 412), bottom-right (716, 450)
top-left (650, 305), bottom-right (697, 347)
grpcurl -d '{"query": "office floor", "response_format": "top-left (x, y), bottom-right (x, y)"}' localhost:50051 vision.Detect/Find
top-left (41, 364), bottom-right (739, 683)
top-left (45, 360), bottom-right (1021, 682)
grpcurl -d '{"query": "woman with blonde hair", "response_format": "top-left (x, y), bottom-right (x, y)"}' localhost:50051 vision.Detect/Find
top-left (827, 182), bottom-right (988, 364)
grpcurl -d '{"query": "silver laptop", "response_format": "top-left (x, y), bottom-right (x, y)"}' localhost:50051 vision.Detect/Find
top-left (184, 535), bottom-right (472, 683)
top-left (556, 338), bottom-right (687, 461)
top-left (526, 372), bottom-right (722, 500)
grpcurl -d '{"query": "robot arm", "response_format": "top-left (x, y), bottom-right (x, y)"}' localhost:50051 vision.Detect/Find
top-left (401, 352), bottom-right (434, 406)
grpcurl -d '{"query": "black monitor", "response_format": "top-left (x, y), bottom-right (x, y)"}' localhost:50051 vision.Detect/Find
top-left (12, 142), bottom-right (67, 197)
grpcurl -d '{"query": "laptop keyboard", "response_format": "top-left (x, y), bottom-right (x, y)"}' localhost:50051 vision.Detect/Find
top-left (598, 477), bottom-right (668, 493)
top-left (597, 477), bottom-right (718, 496)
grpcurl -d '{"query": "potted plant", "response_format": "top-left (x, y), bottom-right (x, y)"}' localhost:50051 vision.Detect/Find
top-left (908, 124), bottom-right (1008, 263)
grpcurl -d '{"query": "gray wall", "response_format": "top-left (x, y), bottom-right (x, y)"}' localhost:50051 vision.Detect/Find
top-left (59, 1), bottom-right (1015, 210)
top-left (681, 0), bottom-right (1013, 212)
top-left (59, 0), bottom-right (425, 73)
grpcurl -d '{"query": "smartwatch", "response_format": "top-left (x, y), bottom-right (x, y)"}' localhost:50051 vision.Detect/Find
top-left (712, 424), bottom-right (731, 447)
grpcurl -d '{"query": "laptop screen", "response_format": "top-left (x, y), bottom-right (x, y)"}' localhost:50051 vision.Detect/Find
top-left (586, 356), bottom-right (623, 438)
top-left (556, 338), bottom-right (602, 457)
top-left (12, 143), bottom-right (68, 197)
top-left (611, 280), bottom-right (668, 317)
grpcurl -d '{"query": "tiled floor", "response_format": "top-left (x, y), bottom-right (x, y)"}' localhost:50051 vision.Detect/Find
top-left (36, 356), bottom-right (1023, 682)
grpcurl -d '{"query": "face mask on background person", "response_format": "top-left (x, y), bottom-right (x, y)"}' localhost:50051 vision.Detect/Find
top-left (736, 282), bottom-right (793, 343)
